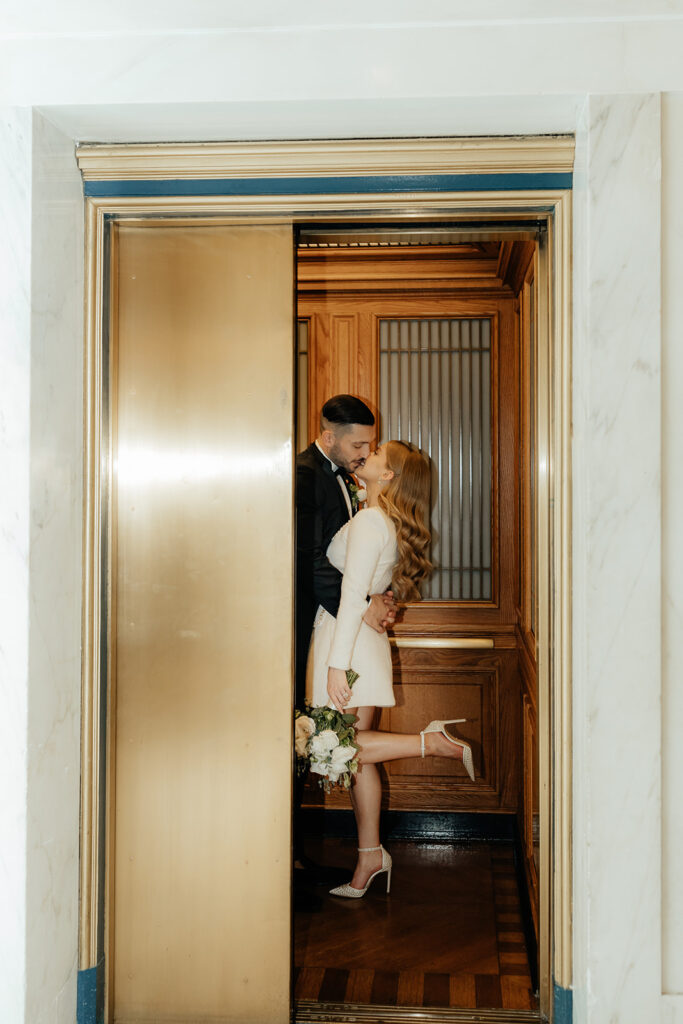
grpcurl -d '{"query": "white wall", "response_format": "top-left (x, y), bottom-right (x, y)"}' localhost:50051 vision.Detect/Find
top-left (1, 5), bottom-right (682, 1023)
top-left (0, 105), bottom-right (33, 1024)
top-left (26, 111), bottom-right (84, 1024)
top-left (3, 3), bottom-right (683, 112)
top-left (662, 91), bottom-right (683, 1007)
top-left (0, 109), bottom-right (83, 1024)
top-left (572, 92), bottom-right (662, 1023)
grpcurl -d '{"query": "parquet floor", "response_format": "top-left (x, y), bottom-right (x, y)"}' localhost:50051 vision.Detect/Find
top-left (294, 839), bottom-right (537, 1012)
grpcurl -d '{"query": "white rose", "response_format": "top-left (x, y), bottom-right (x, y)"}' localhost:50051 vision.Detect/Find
top-left (294, 716), bottom-right (315, 756)
top-left (356, 488), bottom-right (367, 503)
top-left (310, 730), bottom-right (339, 758)
top-left (331, 745), bottom-right (355, 766)
top-left (310, 759), bottom-right (340, 783)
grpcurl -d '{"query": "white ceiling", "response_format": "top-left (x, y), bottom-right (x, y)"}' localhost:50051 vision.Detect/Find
top-left (3, 0), bottom-right (681, 36)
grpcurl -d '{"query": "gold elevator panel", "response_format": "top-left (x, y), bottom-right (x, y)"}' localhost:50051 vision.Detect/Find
top-left (111, 223), bottom-right (293, 1022)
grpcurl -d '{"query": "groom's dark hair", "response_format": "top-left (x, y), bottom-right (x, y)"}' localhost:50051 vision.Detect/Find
top-left (321, 394), bottom-right (375, 432)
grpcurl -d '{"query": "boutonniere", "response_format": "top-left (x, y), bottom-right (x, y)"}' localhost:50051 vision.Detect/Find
top-left (348, 481), bottom-right (368, 513)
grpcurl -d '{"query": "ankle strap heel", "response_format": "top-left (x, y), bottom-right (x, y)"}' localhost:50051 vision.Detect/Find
top-left (330, 845), bottom-right (392, 899)
top-left (419, 719), bottom-right (475, 781)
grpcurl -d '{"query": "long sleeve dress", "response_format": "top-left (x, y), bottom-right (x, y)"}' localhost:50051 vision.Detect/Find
top-left (306, 506), bottom-right (398, 709)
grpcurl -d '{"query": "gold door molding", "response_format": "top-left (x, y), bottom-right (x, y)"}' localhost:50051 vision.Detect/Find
top-left (80, 137), bottom-right (572, 1023)
top-left (76, 136), bottom-right (574, 181)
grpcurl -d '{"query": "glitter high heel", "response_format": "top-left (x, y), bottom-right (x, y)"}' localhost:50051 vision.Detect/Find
top-left (420, 719), bottom-right (475, 781)
top-left (329, 845), bottom-right (392, 899)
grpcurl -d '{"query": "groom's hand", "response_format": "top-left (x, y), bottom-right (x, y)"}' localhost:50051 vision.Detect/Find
top-left (363, 592), bottom-right (396, 634)
top-left (381, 589), bottom-right (397, 628)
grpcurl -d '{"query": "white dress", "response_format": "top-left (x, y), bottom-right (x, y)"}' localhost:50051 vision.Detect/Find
top-left (306, 506), bottom-right (398, 709)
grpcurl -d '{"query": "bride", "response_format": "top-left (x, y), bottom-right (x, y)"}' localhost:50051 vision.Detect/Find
top-left (306, 439), bottom-right (475, 899)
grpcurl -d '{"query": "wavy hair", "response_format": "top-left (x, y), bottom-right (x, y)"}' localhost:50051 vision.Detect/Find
top-left (377, 441), bottom-right (433, 602)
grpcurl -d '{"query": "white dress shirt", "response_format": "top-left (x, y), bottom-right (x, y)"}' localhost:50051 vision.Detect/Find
top-left (315, 440), bottom-right (353, 518)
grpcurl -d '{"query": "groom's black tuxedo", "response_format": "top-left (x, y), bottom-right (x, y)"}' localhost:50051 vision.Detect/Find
top-left (295, 442), bottom-right (353, 704)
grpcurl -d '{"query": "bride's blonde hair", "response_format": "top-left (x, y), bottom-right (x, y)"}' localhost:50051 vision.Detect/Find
top-left (377, 441), bottom-right (433, 602)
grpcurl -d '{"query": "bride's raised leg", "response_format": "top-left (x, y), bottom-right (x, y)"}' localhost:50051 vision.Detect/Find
top-left (354, 724), bottom-right (467, 766)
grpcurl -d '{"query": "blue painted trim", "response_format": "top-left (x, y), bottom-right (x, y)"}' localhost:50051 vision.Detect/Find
top-left (84, 171), bottom-right (572, 199)
top-left (77, 961), bottom-right (104, 1024)
top-left (553, 980), bottom-right (573, 1023)
top-left (77, 967), bottom-right (97, 1024)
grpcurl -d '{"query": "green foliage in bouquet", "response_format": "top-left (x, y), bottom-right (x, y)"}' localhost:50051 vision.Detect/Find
top-left (294, 669), bottom-right (360, 792)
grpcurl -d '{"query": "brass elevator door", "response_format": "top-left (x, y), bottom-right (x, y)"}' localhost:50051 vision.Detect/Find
top-left (110, 223), bottom-right (294, 1022)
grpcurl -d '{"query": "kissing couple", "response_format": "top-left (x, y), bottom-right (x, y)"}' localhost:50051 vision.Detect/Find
top-left (296, 394), bottom-right (474, 899)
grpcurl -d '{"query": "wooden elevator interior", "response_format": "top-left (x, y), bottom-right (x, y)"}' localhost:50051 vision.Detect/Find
top-left (295, 228), bottom-right (541, 990)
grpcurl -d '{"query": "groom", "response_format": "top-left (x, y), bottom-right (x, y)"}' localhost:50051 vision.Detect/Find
top-left (294, 395), bottom-right (395, 883)
top-left (295, 394), bottom-right (395, 708)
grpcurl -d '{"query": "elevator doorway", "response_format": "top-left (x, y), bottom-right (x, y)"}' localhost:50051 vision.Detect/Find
top-left (79, 136), bottom-right (572, 1024)
top-left (294, 228), bottom-right (541, 1017)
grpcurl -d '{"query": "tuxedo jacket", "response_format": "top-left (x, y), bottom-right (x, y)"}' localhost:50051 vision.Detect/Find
top-left (295, 443), bottom-right (353, 702)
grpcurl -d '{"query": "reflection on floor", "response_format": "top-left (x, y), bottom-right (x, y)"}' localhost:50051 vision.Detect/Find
top-left (294, 839), bottom-right (537, 1012)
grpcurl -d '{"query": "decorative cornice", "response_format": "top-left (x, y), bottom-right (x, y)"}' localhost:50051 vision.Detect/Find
top-left (76, 136), bottom-right (574, 182)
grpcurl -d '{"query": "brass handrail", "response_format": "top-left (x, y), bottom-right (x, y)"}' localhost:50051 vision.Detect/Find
top-left (389, 637), bottom-right (494, 649)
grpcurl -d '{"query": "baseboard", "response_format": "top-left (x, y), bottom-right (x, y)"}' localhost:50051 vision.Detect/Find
top-left (77, 958), bottom-right (104, 1024)
top-left (552, 982), bottom-right (572, 1024)
top-left (300, 807), bottom-right (516, 843)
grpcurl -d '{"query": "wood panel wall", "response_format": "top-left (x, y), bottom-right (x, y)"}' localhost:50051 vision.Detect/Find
top-left (298, 243), bottom-right (537, 884)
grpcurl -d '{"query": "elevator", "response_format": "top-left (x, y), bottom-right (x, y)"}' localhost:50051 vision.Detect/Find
top-left (77, 134), bottom-right (573, 1024)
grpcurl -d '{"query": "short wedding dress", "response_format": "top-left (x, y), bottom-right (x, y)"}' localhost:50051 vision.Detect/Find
top-left (306, 506), bottom-right (398, 709)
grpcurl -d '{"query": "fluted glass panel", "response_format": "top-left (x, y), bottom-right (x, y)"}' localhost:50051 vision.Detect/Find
top-left (379, 318), bottom-right (492, 601)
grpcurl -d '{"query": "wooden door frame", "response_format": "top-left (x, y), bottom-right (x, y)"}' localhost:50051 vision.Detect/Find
top-left (78, 137), bottom-right (572, 1023)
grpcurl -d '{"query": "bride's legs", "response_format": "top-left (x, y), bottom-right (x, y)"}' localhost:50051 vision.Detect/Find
top-left (347, 707), bottom-right (384, 890)
top-left (342, 710), bottom-right (466, 890)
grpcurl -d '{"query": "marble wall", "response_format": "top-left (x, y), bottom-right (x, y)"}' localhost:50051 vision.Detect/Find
top-left (0, 105), bottom-right (32, 1024)
top-left (2, 11), bottom-right (683, 109)
top-left (0, 110), bottom-right (83, 1024)
top-left (1, 8), bottom-right (683, 1023)
top-left (572, 93), bottom-right (662, 1024)
top-left (662, 91), bottom-right (683, 1002)
top-left (25, 111), bottom-right (83, 1024)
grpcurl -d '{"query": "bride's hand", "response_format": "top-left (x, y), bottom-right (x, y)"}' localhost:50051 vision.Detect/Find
top-left (327, 667), bottom-right (351, 712)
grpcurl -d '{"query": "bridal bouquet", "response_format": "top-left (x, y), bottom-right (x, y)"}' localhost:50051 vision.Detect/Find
top-left (295, 670), bottom-right (360, 792)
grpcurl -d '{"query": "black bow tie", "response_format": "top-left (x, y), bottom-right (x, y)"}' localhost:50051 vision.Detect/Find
top-left (335, 467), bottom-right (352, 486)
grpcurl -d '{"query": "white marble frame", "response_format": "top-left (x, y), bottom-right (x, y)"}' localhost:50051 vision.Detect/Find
top-left (2, 94), bottom-right (669, 1024)
top-left (0, 109), bottom-right (84, 1024)
top-left (571, 94), bottom-right (663, 1024)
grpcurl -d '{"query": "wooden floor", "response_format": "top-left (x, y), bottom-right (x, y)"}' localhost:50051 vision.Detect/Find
top-left (294, 839), bottom-right (537, 1012)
